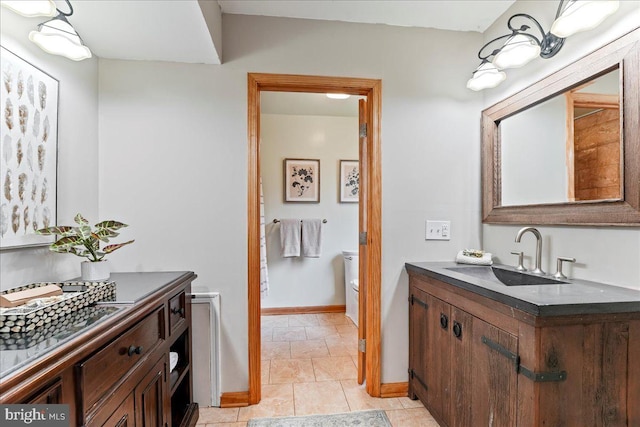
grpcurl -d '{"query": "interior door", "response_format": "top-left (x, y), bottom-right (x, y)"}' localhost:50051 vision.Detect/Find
top-left (357, 98), bottom-right (368, 384)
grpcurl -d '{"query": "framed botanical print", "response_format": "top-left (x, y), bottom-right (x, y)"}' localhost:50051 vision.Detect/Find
top-left (1, 46), bottom-right (58, 249)
top-left (284, 158), bottom-right (320, 203)
top-left (339, 160), bottom-right (359, 203)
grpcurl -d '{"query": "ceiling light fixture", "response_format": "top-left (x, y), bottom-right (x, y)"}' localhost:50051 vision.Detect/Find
top-left (3, 0), bottom-right (92, 61)
top-left (467, 0), bottom-right (619, 91)
top-left (0, 0), bottom-right (56, 17)
top-left (326, 93), bottom-right (351, 100)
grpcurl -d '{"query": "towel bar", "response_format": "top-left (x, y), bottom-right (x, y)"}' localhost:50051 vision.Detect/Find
top-left (272, 219), bottom-right (327, 224)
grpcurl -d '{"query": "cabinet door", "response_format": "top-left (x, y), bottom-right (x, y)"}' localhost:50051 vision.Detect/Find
top-left (449, 307), bottom-right (473, 427)
top-left (469, 316), bottom-right (518, 427)
top-left (408, 287), bottom-right (430, 402)
top-left (135, 356), bottom-right (168, 427)
top-left (424, 293), bottom-right (451, 423)
top-left (26, 378), bottom-right (62, 404)
top-left (102, 394), bottom-right (135, 427)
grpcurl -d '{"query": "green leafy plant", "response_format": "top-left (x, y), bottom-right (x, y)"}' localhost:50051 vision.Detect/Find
top-left (37, 213), bottom-right (135, 262)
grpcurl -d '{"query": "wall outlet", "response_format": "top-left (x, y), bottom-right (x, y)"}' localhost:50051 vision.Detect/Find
top-left (426, 220), bottom-right (451, 240)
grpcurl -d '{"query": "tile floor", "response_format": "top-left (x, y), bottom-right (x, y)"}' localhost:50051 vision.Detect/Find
top-left (197, 313), bottom-right (439, 426)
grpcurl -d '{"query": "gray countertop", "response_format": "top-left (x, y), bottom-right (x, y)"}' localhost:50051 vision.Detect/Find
top-left (405, 262), bottom-right (640, 316)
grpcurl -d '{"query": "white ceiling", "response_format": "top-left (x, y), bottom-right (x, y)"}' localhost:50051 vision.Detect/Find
top-left (64, 0), bottom-right (515, 65)
top-left (56, 0), bottom-right (516, 116)
top-left (218, 0), bottom-right (515, 33)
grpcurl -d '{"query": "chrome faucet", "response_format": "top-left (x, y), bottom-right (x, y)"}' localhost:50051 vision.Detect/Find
top-left (515, 227), bottom-right (545, 275)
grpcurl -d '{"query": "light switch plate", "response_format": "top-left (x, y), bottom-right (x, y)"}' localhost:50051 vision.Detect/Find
top-left (426, 220), bottom-right (451, 240)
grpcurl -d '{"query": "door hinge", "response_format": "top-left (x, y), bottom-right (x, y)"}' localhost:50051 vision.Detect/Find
top-left (409, 369), bottom-right (428, 391)
top-left (358, 339), bottom-right (366, 353)
top-left (359, 124), bottom-right (367, 138)
top-left (481, 336), bottom-right (567, 382)
top-left (409, 294), bottom-right (428, 309)
top-left (359, 231), bottom-right (367, 245)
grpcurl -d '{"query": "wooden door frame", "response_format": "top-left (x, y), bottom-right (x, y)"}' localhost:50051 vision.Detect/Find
top-left (247, 73), bottom-right (382, 404)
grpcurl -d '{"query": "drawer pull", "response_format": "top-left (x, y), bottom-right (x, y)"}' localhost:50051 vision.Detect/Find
top-left (127, 345), bottom-right (144, 357)
top-left (171, 307), bottom-right (185, 316)
top-left (440, 313), bottom-right (448, 329)
top-left (452, 321), bottom-right (463, 339)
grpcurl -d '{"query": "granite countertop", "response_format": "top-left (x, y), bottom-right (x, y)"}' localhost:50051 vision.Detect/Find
top-left (0, 271), bottom-right (194, 378)
top-left (405, 262), bottom-right (640, 317)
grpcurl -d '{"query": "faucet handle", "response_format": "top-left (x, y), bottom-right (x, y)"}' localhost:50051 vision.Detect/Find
top-left (553, 257), bottom-right (576, 280)
top-left (510, 251), bottom-right (527, 271)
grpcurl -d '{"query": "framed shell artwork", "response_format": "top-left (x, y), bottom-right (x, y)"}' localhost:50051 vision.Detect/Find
top-left (1, 46), bottom-right (58, 249)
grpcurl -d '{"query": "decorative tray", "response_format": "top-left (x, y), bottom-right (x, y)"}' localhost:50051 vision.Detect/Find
top-left (0, 281), bottom-right (116, 333)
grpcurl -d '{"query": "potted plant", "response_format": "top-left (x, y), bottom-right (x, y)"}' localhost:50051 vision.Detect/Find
top-left (37, 213), bottom-right (134, 281)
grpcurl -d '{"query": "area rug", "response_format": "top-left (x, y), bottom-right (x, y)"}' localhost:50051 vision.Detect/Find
top-left (247, 410), bottom-right (391, 427)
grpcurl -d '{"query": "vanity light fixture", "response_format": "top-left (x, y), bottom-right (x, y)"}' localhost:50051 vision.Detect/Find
top-left (2, 0), bottom-right (92, 61)
top-left (467, 0), bottom-right (620, 91)
top-left (0, 0), bottom-right (56, 17)
top-left (326, 93), bottom-right (351, 100)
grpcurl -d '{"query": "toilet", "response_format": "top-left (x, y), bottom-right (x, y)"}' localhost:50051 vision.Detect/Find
top-left (342, 250), bottom-right (359, 326)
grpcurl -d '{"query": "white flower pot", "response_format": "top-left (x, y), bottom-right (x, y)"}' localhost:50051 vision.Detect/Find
top-left (81, 260), bottom-right (111, 281)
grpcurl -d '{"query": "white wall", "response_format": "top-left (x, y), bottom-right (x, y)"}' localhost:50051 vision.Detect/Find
top-left (0, 11), bottom-right (99, 291)
top-left (98, 14), bottom-right (483, 390)
top-left (481, 1), bottom-right (640, 289)
top-left (260, 114), bottom-right (359, 308)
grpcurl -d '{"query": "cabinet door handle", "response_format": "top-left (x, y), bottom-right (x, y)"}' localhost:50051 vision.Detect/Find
top-left (452, 321), bottom-right (462, 339)
top-left (171, 307), bottom-right (185, 316)
top-left (127, 345), bottom-right (144, 356)
top-left (440, 313), bottom-right (448, 329)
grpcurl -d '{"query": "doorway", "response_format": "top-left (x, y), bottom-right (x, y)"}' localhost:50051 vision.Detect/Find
top-left (247, 73), bottom-right (382, 404)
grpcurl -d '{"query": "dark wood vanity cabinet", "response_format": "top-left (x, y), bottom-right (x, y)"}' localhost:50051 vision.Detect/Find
top-left (409, 286), bottom-right (517, 427)
top-left (408, 270), bottom-right (640, 427)
top-left (0, 272), bottom-right (198, 427)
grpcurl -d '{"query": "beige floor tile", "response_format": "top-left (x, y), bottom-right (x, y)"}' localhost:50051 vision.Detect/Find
top-left (385, 408), bottom-right (439, 427)
top-left (398, 397), bottom-right (425, 409)
top-left (261, 360), bottom-right (270, 384)
top-left (197, 407), bottom-right (239, 424)
top-left (261, 326), bottom-right (273, 342)
top-left (290, 340), bottom-right (329, 359)
top-left (203, 423), bottom-right (246, 427)
top-left (272, 326), bottom-right (307, 342)
top-left (261, 341), bottom-right (291, 360)
top-left (340, 380), bottom-right (405, 411)
top-left (288, 314), bottom-right (319, 327)
top-left (305, 325), bottom-right (339, 340)
top-left (293, 381), bottom-right (350, 415)
top-left (269, 358), bottom-right (315, 384)
top-left (237, 384), bottom-right (295, 421)
top-left (261, 315), bottom-right (289, 328)
top-left (325, 335), bottom-right (358, 357)
top-left (316, 313), bottom-right (351, 326)
top-left (312, 356), bottom-right (357, 381)
top-left (335, 323), bottom-right (358, 337)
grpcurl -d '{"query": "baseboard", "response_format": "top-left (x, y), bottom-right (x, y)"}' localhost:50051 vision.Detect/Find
top-left (220, 391), bottom-right (250, 408)
top-left (380, 382), bottom-right (409, 398)
top-left (261, 305), bottom-right (346, 315)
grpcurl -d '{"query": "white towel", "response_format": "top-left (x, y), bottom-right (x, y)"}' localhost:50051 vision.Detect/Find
top-left (455, 250), bottom-right (493, 265)
top-left (280, 219), bottom-right (301, 257)
top-left (301, 219), bottom-right (323, 257)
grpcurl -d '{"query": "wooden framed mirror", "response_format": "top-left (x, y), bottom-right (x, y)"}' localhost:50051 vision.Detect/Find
top-left (482, 29), bottom-right (639, 226)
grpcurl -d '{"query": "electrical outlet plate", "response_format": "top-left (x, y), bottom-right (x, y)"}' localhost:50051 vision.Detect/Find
top-left (426, 220), bottom-right (451, 240)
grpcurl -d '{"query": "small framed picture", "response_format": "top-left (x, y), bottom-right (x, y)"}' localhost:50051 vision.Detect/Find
top-left (284, 158), bottom-right (320, 203)
top-left (339, 160), bottom-right (359, 203)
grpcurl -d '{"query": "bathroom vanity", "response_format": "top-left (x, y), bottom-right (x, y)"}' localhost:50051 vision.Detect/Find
top-left (0, 271), bottom-right (199, 427)
top-left (406, 262), bottom-right (640, 427)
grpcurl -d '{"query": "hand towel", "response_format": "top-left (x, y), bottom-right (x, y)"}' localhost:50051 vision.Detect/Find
top-left (280, 219), bottom-right (301, 257)
top-left (301, 219), bottom-right (323, 258)
top-left (455, 250), bottom-right (493, 265)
